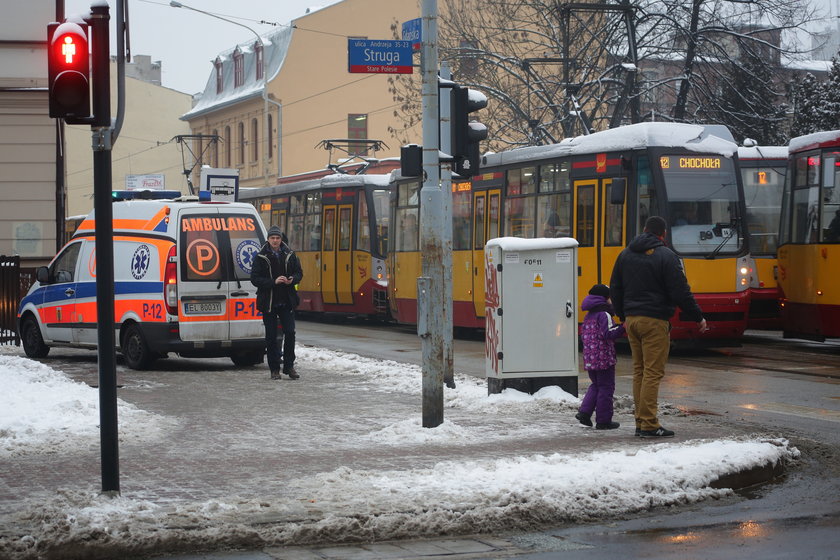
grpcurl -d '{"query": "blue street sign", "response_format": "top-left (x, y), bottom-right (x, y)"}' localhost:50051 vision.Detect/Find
top-left (348, 39), bottom-right (413, 74)
top-left (402, 18), bottom-right (422, 50)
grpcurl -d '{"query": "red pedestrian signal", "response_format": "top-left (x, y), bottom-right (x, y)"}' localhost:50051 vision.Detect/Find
top-left (47, 22), bottom-right (91, 119)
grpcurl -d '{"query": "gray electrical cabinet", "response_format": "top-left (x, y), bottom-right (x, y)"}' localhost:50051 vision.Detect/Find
top-left (484, 237), bottom-right (579, 395)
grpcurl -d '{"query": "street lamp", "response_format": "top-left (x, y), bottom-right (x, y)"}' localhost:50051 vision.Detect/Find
top-left (170, 1), bottom-right (272, 186)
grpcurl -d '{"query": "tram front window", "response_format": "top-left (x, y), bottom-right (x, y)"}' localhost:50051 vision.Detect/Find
top-left (659, 154), bottom-right (743, 256)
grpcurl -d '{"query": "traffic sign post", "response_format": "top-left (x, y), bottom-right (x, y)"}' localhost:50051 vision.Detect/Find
top-left (347, 39), bottom-right (413, 74)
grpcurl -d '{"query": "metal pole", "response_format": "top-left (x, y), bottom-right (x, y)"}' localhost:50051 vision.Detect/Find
top-left (420, 0), bottom-right (443, 428)
top-left (89, 2), bottom-right (119, 494)
top-left (440, 61), bottom-right (455, 390)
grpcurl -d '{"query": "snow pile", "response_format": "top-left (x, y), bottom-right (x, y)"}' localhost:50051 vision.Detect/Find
top-left (0, 352), bottom-right (175, 457)
top-left (2, 438), bottom-right (797, 559)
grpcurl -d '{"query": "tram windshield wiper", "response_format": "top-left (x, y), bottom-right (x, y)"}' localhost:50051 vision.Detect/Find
top-left (705, 221), bottom-right (738, 260)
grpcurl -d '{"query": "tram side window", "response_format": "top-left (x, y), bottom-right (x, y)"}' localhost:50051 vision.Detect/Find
top-left (604, 186), bottom-right (624, 246)
top-left (474, 195), bottom-right (486, 250)
top-left (357, 195), bottom-right (371, 252)
top-left (508, 166), bottom-right (537, 196)
top-left (821, 153), bottom-right (840, 242)
top-left (636, 157), bottom-right (658, 234)
top-left (452, 189), bottom-right (472, 250)
top-left (576, 184), bottom-right (595, 246)
top-left (396, 181), bottom-right (420, 252)
top-left (792, 155), bottom-right (819, 244)
top-left (372, 189), bottom-right (390, 257)
top-left (304, 193), bottom-right (322, 251)
top-left (288, 194), bottom-right (306, 249)
top-left (538, 193), bottom-right (570, 237)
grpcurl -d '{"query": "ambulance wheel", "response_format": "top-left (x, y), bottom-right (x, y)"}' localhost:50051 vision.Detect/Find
top-left (21, 316), bottom-right (50, 359)
top-left (122, 324), bottom-right (157, 370)
top-left (231, 350), bottom-right (264, 367)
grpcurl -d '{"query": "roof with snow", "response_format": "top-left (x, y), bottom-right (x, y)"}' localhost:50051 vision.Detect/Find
top-left (181, 24), bottom-right (294, 120)
top-left (482, 122), bottom-right (738, 168)
top-left (789, 129), bottom-right (840, 153)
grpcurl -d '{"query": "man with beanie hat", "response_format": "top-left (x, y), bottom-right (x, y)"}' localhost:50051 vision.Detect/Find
top-left (251, 226), bottom-right (303, 380)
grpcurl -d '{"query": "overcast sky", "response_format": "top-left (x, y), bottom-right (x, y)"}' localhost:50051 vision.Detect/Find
top-left (61, 0), bottom-right (840, 96)
top-left (64, 0), bottom-right (343, 94)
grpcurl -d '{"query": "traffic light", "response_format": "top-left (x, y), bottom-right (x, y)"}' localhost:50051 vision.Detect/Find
top-left (47, 21), bottom-right (91, 119)
top-left (451, 85), bottom-right (488, 178)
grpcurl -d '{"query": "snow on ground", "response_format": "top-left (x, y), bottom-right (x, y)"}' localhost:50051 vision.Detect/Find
top-left (0, 344), bottom-right (799, 559)
top-left (0, 349), bottom-right (175, 457)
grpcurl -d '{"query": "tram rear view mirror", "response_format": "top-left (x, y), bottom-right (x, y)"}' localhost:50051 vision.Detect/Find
top-left (610, 178), bottom-right (627, 205)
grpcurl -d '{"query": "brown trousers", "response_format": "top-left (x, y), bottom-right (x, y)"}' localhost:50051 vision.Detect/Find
top-left (624, 315), bottom-right (671, 431)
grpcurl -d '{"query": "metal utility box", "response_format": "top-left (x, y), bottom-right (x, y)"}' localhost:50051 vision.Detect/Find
top-left (484, 237), bottom-right (579, 395)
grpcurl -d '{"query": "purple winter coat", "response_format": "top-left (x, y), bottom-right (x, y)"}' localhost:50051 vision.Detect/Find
top-left (580, 294), bottom-right (625, 371)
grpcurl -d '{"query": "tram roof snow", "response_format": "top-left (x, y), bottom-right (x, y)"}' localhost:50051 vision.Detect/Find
top-left (789, 129), bottom-right (840, 153)
top-left (485, 237), bottom-right (579, 251)
top-left (737, 145), bottom-right (788, 161)
top-left (482, 122), bottom-right (738, 168)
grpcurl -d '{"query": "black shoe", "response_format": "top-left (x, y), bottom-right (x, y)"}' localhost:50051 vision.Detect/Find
top-left (284, 367), bottom-right (299, 380)
top-left (270, 370), bottom-right (281, 380)
top-left (596, 422), bottom-right (620, 430)
top-left (635, 428), bottom-right (641, 437)
top-left (638, 427), bottom-right (675, 438)
top-left (575, 412), bottom-right (593, 427)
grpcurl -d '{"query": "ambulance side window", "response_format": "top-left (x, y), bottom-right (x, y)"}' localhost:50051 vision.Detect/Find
top-left (49, 242), bottom-right (81, 283)
top-left (180, 218), bottom-right (224, 282)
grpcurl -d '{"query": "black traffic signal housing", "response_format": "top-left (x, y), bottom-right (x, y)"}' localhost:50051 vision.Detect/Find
top-left (451, 85), bottom-right (488, 178)
top-left (47, 21), bottom-right (91, 119)
top-left (400, 144), bottom-right (423, 177)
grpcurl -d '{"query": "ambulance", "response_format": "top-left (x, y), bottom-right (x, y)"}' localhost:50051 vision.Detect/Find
top-left (18, 193), bottom-right (268, 369)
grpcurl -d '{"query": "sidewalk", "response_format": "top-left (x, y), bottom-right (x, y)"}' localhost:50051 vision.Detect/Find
top-left (0, 345), bottom-right (796, 560)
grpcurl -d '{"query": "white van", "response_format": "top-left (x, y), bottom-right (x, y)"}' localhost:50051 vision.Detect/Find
top-left (18, 194), bottom-right (268, 369)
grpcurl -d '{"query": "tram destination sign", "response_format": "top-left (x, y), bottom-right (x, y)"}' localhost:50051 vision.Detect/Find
top-left (348, 39), bottom-right (413, 74)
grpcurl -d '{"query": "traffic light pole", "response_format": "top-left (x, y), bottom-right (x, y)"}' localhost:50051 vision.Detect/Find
top-left (419, 0), bottom-right (445, 428)
top-left (89, 3), bottom-right (120, 494)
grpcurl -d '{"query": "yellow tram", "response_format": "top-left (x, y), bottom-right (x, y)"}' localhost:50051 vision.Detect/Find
top-left (738, 143), bottom-right (788, 329)
top-left (778, 130), bottom-right (840, 340)
top-left (389, 122), bottom-right (752, 343)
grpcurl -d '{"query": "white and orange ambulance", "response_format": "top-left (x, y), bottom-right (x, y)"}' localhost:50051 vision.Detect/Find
top-left (18, 193), bottom-right (268, 369)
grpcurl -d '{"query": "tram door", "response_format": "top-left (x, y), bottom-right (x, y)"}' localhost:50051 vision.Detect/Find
top-left (574, 180), bottom-right (599, 306)
top-left (336, 205), bottom-right (353, 304)
top-left (472, 189), bottom-right (501, 318)
top-left (321, 207), bottom-right (338, 304)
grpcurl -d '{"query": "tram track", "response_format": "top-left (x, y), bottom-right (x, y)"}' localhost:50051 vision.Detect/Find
top-left (668, 333), bottom-right (840, 380)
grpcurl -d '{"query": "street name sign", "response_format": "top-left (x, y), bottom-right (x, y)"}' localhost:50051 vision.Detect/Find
top-left (348, 39), bottom-right (413, 74)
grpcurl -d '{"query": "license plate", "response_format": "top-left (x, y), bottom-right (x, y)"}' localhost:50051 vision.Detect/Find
top-left (184, 302), bottom-right (222, 314)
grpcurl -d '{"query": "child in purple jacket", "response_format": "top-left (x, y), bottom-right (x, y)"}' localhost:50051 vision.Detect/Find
top-left (575, 284), bottom-right (625, 430)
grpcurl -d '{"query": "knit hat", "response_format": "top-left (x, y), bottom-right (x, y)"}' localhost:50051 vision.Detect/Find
top-left (267, 225), bottom-right (283, 238)
top-left (588, 283), bottom-right (610, 298)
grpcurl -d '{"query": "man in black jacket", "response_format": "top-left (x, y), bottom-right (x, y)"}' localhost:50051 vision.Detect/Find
top-left (610, 216), bottom-right (707, 438)
top-left (251, 226), bottom-right (303, 380)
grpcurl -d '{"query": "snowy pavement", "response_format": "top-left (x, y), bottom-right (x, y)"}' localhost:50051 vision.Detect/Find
top-left (0, 344), bottom-right (797, 559)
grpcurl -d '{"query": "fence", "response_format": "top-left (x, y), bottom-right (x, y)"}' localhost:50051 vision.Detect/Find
top-left (0, 256), bottom-right (36, 346)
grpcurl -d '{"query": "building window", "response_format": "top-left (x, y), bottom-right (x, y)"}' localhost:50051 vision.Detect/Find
top-left (214, 57), bottom-right (223, 94)
top-left (255, 42), bottom-right (264, 80)
top-left (267, 114), bottom-right (273, 159)
top-left (347, 114), bottom-right (368, 156)
top-left (238, 122), bottom-right (245, 165)
top-left (251, 118), bottom-right (259, 162)
top-left (225, 125), bottom-right (231, 167)
top-left (233, 48), bottom-right (244, 88)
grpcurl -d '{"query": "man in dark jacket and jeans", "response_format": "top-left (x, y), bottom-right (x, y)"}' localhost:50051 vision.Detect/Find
top-left (610, 216), bottom-right (707, 438)
top-left (251, 226), bottom-right (303, 380)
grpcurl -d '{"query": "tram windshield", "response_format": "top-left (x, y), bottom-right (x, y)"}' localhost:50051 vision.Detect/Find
top-left (659, 154), bottom-right (743, 256)
top-left (741, 164), bottom-right (785, 256)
